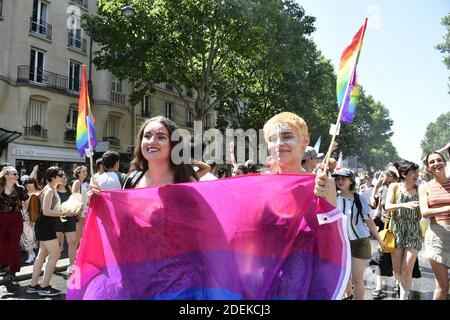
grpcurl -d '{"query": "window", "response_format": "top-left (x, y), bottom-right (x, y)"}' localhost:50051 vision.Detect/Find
top-left (204, 113), bottom-right (210, 129)
top-left (31, 0), bottom-right (48, 36)
top-left (165, 101), bottom-right (173, 119)
top-left (25, 99), bottom-right (47, 138)
top-left (142, 95), bottom-right (150, 117)
top-left (29, 48), bottom-right (45, 83)
top-left (112, 77), bottom-right (123, 92)
top-left (68, 15), bottom-right (84, 51)
top-left (186, 108), bottom-right (193, 127)
top-left (104, 114), bottom-right (121, 146)
top-left (65, 107), bottom-right (78, 141)
top-left (0, 0), bottom-right (3, 18)
top-left (68, 60), bottom-right (81, 92)
top-left (70, 0), bottom-right (88, 10)
top-left (165, 82), bottom-right (173, 90)
top-left (66, 108), bottom-right (78, 130)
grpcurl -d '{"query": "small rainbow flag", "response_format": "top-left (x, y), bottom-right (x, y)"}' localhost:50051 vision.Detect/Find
top-left (76, 65), bottom-right (96, 156)
top-left (336, 19), bottom-right (367, 124)
top-left (313, 136), bottom-right (322, 153)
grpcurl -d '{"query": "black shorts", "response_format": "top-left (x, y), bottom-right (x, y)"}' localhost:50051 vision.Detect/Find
top-left (54, 216), bottom-right (77, 233)
top-left (35, 215), bottom-right (57, 241)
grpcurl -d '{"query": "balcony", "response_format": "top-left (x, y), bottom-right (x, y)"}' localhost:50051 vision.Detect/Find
top-left (64, 129), bottom-right (76, 142)
top-left (103, 136), bottom-right (120, 147)
top-left (24, 125), bottom-right (47, 139)
top-left (70, 0), bottom-right (88, 10)
top-left (17, 66), bottom-right (82, 95)
top-left (110, 90), bottom-right (126, 106)
top-left (29, 18), bottom-right (52, 41)
top-left (68, 32), bottom-right (87, 54)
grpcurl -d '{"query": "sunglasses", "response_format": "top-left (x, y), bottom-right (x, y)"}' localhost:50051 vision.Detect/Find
top-left (8, 172), bottom-right (19, 176)
top-left (57, 173), bottom-right (66, 177)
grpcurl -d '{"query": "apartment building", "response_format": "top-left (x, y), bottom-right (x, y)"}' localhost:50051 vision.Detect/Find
top-left (0, 0), bottom-right (215, 177)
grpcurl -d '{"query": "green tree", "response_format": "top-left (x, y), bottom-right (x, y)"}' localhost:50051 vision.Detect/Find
top-left (421, 111), bottom-right (450, 157)
top-left (436, 12), bottom-right (450, 93)
top-left (84, 0), bottom-right (314, 122)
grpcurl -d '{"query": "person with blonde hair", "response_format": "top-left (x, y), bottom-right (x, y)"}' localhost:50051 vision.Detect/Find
top-left (72, 165), bottom-right (88, 245)
top-left (263, 112), bottom-right (337, 207)
top-left (419, 152), bottom-right (450, 300)
top-left (0, 166), bottom-right (29, 285)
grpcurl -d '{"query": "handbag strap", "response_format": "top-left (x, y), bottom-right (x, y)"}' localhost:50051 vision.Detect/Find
top-left (384, 183), bottom-right (399, 231)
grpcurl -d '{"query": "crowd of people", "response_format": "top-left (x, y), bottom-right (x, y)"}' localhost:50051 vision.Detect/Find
top-left (0, 113), bottom-right (449, 300)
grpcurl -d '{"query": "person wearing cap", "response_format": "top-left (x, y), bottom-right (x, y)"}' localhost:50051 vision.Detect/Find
top-left (301, 146), bottom-right (324, 174)
top-left (333, 168), bottom-right (386, 300)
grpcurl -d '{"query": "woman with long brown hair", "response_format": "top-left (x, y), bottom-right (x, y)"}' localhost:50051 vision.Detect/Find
top-left (385, 160), bottom-right (422, 300)
top-left (419, 152), bottom-right (450, 300)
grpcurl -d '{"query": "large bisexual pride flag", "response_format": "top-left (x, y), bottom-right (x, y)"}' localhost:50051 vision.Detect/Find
top-left (67, 174), bottom-right (350, 300)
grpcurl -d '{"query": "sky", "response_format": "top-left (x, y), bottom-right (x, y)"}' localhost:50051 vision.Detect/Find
top-left (298, 0), bottom-right (450, 165)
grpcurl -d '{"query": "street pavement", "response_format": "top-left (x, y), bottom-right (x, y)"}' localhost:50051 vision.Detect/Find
top-left (0, 239), bottom-right (448, 300)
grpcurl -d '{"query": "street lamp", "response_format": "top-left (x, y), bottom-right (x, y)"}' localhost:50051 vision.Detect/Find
top-left (121, 6), bottom-right (136, 18)
top-left (120, 5), bottom-right (137, 156)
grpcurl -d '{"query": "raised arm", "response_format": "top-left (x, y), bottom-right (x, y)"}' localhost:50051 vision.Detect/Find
top-left (229, 141), bottom-right (237, 169)
top-left (435, 142), bottom-right (450, 154)
top-left (192, 160), bottom-right (211, 179)
top-left (72, 179), bottom-right (81, 194)
top-left (30, 164), bottom-right (38, 179)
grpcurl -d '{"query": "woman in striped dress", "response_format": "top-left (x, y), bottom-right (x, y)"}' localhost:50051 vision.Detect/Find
top-left (385, 160), bottom-right (421, 300)
top-left (419, 152), bottom-right (450, 300)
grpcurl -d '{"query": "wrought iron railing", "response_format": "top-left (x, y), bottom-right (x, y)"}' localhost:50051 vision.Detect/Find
top-left (64, 129), bottom-right (76, 142)
top-left (29, 17), bottom-right (52, 40)
top-left (68, 32), bottom-right (87, 53)
top-left (17, 66), bottom-right (81, 94)
top-left (24, 126), bottom-right (47, 139)
top-left (70, 0), bottom-right (88, 9)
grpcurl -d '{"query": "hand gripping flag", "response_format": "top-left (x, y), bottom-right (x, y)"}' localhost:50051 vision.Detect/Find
top-left (76, 65), bottom-right (96, 156)
top-left (67, 174), bottom-right (350, 300)
top-left (336, 19), bottom-right (368, 124)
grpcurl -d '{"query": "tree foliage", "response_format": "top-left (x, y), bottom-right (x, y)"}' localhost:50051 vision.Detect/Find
top-left (421, 111), bottom-right (450, 157)
top-left (83, 0), bottom-right (398, 168)
top-left (436, 12), bottom-right (450, 93)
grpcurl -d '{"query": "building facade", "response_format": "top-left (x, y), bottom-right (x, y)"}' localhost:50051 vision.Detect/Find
top-left (0, 0), bottom-right (215, 178)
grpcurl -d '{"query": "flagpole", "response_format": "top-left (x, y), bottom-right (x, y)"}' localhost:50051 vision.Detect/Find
top-left (85, 114), bottom-right (94, 177)
top-left (322, 18), bottom-right (368, 175)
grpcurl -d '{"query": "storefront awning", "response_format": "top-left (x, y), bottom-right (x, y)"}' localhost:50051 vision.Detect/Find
top-left (0, 128), bottom-right (22, 157)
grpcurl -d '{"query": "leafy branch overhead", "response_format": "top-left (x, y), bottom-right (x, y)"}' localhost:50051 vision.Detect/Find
top-left (83, 0), bottom-right (398, 170)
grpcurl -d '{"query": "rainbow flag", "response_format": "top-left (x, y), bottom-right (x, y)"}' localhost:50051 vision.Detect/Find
top-left (67, 174), bottom-right (350, 300)
top-left (76, 64), bottom-right (96, 156)
top-left (336, 19), bottom-right (367, 124)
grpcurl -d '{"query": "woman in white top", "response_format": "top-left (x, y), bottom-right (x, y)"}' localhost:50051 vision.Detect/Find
top-left (333, 168), bottom-right (386, 300)
top-left (72, 166), bottom-right (88, 247)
